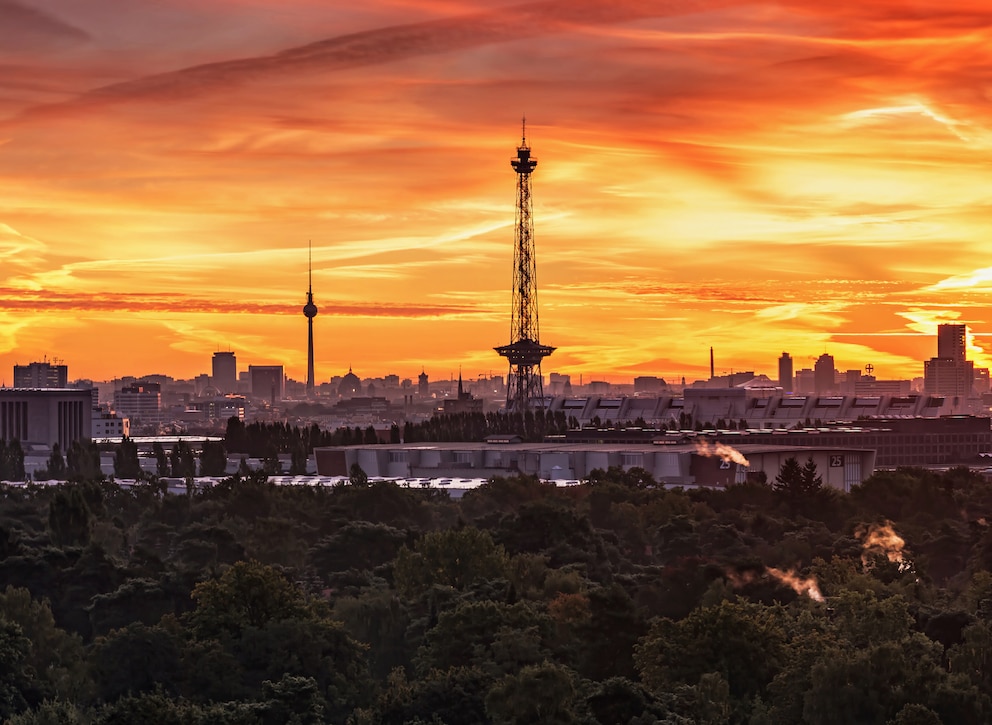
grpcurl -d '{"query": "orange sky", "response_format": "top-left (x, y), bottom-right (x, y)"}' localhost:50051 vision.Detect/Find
top-left (2, 0), bottom-right (992, 385)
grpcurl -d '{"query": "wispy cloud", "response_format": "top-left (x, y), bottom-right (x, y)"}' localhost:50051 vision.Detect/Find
top-left (3, 0), bottom-right (992, 380)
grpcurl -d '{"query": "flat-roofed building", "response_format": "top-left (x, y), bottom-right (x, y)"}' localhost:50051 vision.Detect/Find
top-left (0, 388), bottom-right (92, 448)
top-left (212, 352), bottom-right (237, 393)
top-left (315, 441), bottom-right (875, 492)
top-left (562, 414), bottom-right (992, 468)
top-left (113, 383), bottom-right (162, 428)
top-left (92, 410), bottom-right (129, 438)
top-left (249, 365), bottom-right (284, 404)
top-left (13, 361), bottom-right (68, 389)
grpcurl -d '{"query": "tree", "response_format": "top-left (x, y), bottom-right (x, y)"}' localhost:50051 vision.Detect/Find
top-left (801, 456), bottom-right (823, 493)
top-left (169, 442), bottom-right (195, 479)
top-left (257, 674), bottom-right (327, 725)
top-left (41, 444), bottom-right (66, 480)
top-left (349, 463), bottom-right (368, 486)
top-left (485, 662), bottom-right (577, 724)
top-left (0, 617), bottom-right (31, 718)
top-left (66, 440), bottom-right (102, 482)
top-left (48, 487), bottom-right (92, 547)
top-left (152, 442), bottom-right (170, 477)
top-left (393, 527), bottom-right (509, 597)
top-left (89, 623), bottom-right (182, 702)
top-left (187, 560), bottom-right (311, 640)
top-left (0, 440), bottom-right (25, 482)
top-left (113, 437), bottom-right (142, 480)
top-left (416, 599), bottom-right (552, 674)
top-left (773, 456), bottom-right (823, 502)
top-left (288, 445), bottom-right (308, 476)
top-left (635, 600), bottom-right (787, 703)
top-left (773, 457), bottom-right (803, 495)
top-left (225, 416), bottom-right (248, 454)
top-left (261, 445), bottom-right (281, 475)
top-left (0, 587), bottom-right (87, 707)
top-left (199, 440), bottom-right (228, 477)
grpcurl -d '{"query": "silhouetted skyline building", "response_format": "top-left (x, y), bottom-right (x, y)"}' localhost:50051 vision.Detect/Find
top-left (778, 352), bottom-right (793, 394)
top-left (248, 365), bottom-right (284, 405)
top-left (13, 360), bottom-right (67, 389)
top-left (814, 353), bottom-right (835, 394)
top-left (925, 323), bottom-right (975, 397)
top-left (211, 351), bottom-right (237, 393)
top-left (937, 323), bottom-right (967, 362)
top-left (418, 369), bottom-right (429, 398)
top-left (113, 383), bottom-right (162, 427)
top-left (443, 370), bottom-right (483, 414)
top-left (338, 367), bottom-right (361, 397)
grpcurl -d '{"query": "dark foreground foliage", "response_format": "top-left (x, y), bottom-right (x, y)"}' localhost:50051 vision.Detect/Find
top-left (1, 465), bottom-right (992, 723)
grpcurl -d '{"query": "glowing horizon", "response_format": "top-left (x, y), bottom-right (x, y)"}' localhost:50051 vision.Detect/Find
top-left (3, 0), bottom-right (992, 385)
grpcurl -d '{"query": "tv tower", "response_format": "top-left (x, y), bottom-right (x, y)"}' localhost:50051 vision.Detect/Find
top-left (495, 119), bottom-right (555, 411)
top-left (303, 240), bottom-right (318, 397)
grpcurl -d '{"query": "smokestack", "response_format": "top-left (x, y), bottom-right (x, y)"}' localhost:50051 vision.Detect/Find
top-left (710, 347), bottom-right (714, 379)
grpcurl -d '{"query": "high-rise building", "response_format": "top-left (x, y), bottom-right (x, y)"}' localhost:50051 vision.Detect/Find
top-left (794, 368), bottom-right (816, 394)
top-left (937, 323), bottom-right (967, 361)
top-left (113, 383), bottom-right (162, 427)
top-left (249, 365), bottom-right (284, 405)
top-left (212, 352), bottom-right (237, 393)
top-left (814, 354), bottom-right (836, 394)
top-left (13, 360), bottom-right (68, 389)
top-left (418, 369), bottom-right (429, 398)
top-left (778, 353), bottom-right (793, 393)
top-left (925, 323), bottom-right (975, 397)
top-left (924, 358), bottom-right (974, 397)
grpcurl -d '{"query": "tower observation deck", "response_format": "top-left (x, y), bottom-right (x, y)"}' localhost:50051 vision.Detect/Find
top-left (495, 120), bottom-right (555, 411)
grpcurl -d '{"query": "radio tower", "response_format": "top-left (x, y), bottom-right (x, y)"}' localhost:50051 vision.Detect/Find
top-left (303, 240), bottom-right (318, 397)
top-left (495, 119), bottom-right (555, 411)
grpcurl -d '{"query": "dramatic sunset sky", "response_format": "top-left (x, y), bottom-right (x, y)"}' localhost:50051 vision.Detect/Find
top-left (2, 0), bottom-right (992, 384)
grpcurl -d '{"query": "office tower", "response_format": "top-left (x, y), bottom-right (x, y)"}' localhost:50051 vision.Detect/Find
top-left (212, 351), bottom-right (237, 393)
top-left (249, 365), bottom-right (284, 405)
top-left (778, 352), bottom-right (793, 393)
top-left (13, 360), bottom-right (68, 388)
top-left (937, 323), bottom-right (966, 361)
top-left (814, 353), bottom-right (836, 394)
top-left (925, 323), bottom-right (974, 397)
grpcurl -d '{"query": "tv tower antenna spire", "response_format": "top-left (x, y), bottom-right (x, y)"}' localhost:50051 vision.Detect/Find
top-left (303, 240), bottom-right (318, 397)
top-left (495, 118), bottom-right (555, 411)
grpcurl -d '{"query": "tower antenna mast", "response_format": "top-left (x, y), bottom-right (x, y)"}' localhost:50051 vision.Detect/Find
top-left (495, 118), bottom-right (555, 411)
top-left (303, 240), bottom-right (319, 397)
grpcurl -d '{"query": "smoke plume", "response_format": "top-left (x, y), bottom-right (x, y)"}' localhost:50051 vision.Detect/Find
top-left (856, 521), bottom-right (908, 571)
top-left (724, 566), bottom-right (824, 602)
top-left (766, 567), bottom-right (825, 602)
top-left (694, 440), bottom-right (750, 466)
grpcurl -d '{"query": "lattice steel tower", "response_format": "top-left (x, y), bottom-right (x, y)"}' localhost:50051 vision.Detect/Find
top-left (303, 240), bottom-right (318, 397)
top-left (495, 120), bottom-right (555, 411)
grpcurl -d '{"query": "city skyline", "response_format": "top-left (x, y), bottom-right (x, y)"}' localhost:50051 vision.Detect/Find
top-left (3, 1), bottom-right (992, 382)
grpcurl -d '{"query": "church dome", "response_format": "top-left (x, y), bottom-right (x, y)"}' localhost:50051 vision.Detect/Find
top-left (339, 368), bottom-right (361, 396)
